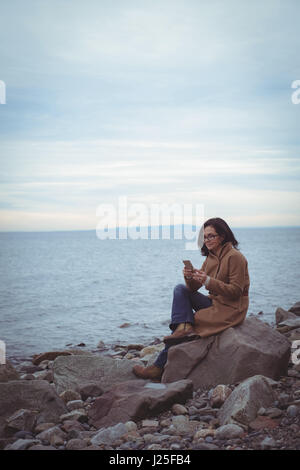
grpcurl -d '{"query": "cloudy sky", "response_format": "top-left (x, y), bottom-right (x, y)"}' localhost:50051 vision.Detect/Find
top-left (0, 0), bottom-right (299, 231)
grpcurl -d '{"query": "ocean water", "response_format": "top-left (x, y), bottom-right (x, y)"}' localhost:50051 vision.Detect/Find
top-left (0, 227), bottom-right (299, 360)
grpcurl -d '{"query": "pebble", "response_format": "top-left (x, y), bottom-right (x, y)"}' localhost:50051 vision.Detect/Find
top-left (172, 404), bottom-right (188, 415)
top-left (170, 443), bottom-right (181, 450)
top-left (260, 436), bottom-right (277, 449)
top-left (90, 423), bottom-right (128, 446)
top-left (170, 415), bottom-right (190, 434)
top-left (193, 442), bottom-right (219, 450)
top-left (286, 405), bottom-right (299, 418)
top-left (125, 421), bottom-right (138, 432)
top-left (142, 419), bottom-right (159, 428)
top-left (65, 438), bottom-right (88, 450)
top-left (214, 424), bottom-right (244, 440)
top-left (66, 400), bottom-right (84, 411)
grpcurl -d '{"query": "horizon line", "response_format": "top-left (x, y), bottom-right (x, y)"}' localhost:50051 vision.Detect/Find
top-left (0, 224), bottom-right (299, 234)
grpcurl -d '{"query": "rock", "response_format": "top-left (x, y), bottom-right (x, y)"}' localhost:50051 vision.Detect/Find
top-left (14, 430), bottom-right (34, 439)
top-left (21, 374), bottom-right (36, 381)
top-left (88, 379), bottom-right (193, 429)
top-left (78, 383), bottom-right (103, 401)
top-left (258, 407), bottom-right (266, 415)
top-left (260, 436), bottom-right (276, 449)
top-left (142, 419), bottom-right (159, 428)
top-left (162, 317), bottom-right (290, 389)
top-left (147, 444), bottom-right (162, 450)
top-left (5, 409), bottom-right (38, 434)
top-left (53, 354), bottom-right (141, 394)
top-left (289, 329), bottom-right (300, 342)
top-left (35, 425), bottom-right (67, 446)
top-left (5, 438), bottom-right (40, 450)
top-left (34, 422), bottom-right (56, 433)
top-left (0, 380), bottom-right (67, 438)
top-left (170, 415), bottom-right (190, 434)
top-left (33, 370), bottom-right (54, 382)
top-left (28, 444), bottom-right (56, 450)
top-left (66, 438), bottom-right (87, 450)
top-left (172, 404), bottom-right (188, 415)
top-left (275, 307), bottom-right (298, 325)
top-left (214, 424), bottom-right (244, 439)
top-left (264, 407), bottom-right (283, 418)
top-left (140, 344), bottom-right (165, 358)
top-left (248, 415), bottom-right (280, 430)
top-left (66, 400), bottom-right (84, 411)
top-left (288, 369), bottom-right (300, 377)
top-left (60, 409), bottom-right (88, 424)
top-left (59, 390), bottom-right (82, 403)
top-left (193, 428), bottom-right (216, 439)
top-left (32, 351), bottom-right (73, 365)
top-left (289, 302), bottom-right (300, 317)
top-left (125, 421), bottom-right (138, 432)
top-left (193, 442), bottom-right (219, 450)
top-left (286, 405), bottom-right (299, 418)
top-left (61, 420), bottom-right (85, 433)
top-left (0, 361), bottom-right (20, 382)
top-left (218, 375), bottom-right (277, 427)
top-left (210, 385), bottom-right (232, 408)
top-left (90, 422), bottom-right (128, 446)
top-left (16, 362), bottom-right (41, 374)
top-left (277, 317), bottom-right (300, 334)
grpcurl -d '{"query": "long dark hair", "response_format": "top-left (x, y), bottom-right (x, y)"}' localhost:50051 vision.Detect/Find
top-left (199, 217), bottom-right (239, 256)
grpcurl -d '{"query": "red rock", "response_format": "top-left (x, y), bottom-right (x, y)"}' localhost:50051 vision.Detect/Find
top-left (32, 351), bottom-right (72, 365)
top-left (249, 415), bottom-right (280, 430)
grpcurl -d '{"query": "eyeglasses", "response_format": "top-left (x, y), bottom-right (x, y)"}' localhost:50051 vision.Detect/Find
top-left (203, 234), bottom-right (219, 241)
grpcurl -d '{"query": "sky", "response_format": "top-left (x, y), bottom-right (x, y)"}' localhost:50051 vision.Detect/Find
top-left (0, 0), bottom-right (300, 231)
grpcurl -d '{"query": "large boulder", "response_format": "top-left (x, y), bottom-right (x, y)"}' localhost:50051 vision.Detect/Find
top-left (161, 317), bottom-right (291, 390)
top-left (88, 379), bottom-right (193, 428)
top-left (0, 380), bottom-right (67, 438)
top-left (53, 354), bottom-right (142, 394)
top-left (218, 375), bottom-right (277, 427)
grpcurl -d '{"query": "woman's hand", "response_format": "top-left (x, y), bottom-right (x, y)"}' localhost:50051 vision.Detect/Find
top-left (192, 269), bottom-right (207, 284)
top-left (183, 266), bottom-right (193, 279)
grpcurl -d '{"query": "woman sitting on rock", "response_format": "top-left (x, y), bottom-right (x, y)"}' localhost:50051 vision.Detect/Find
top-left (133, 217), bottom-right (250, 381)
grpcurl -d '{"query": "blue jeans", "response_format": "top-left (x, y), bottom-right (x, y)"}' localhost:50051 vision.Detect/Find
top-left (154, 283), bottom-right (212, 369)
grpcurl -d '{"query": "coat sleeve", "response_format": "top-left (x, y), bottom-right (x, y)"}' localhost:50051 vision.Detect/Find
top-left (184, 258), bottom-right (207, 292)
top-left (206, 255), bottom-right (247, 300)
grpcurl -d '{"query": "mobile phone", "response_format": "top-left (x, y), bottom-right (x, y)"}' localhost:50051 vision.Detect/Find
top-left (183, 260), bottom-right (194, 270)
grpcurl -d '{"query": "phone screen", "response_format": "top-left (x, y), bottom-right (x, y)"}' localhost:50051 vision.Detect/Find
top-left (183, 260), bottom-right (194, 270)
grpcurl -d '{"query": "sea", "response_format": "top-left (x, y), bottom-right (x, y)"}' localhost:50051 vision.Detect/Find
top-left (0, 227), bottom-right (299, 360)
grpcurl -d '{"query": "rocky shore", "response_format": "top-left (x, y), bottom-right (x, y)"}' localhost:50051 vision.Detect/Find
top-left (1, 302), bottom-right (300, 451)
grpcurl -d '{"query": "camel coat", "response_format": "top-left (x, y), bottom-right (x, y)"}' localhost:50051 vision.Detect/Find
top-left (185, 241), bottom-right (250, 337)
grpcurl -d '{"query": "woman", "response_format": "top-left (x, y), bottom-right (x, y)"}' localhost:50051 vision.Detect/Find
top-left (133, 217), bottom-right (250, 380)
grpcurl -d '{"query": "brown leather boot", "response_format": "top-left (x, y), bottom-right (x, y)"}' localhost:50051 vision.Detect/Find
top-left (132, 364), bottom-right (163, 380)
top-left (163, 322), bottom-right (199, 346)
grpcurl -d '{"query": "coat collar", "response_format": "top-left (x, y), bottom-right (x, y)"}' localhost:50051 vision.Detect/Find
top-left (208, 241), bottom-right (233, 260)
